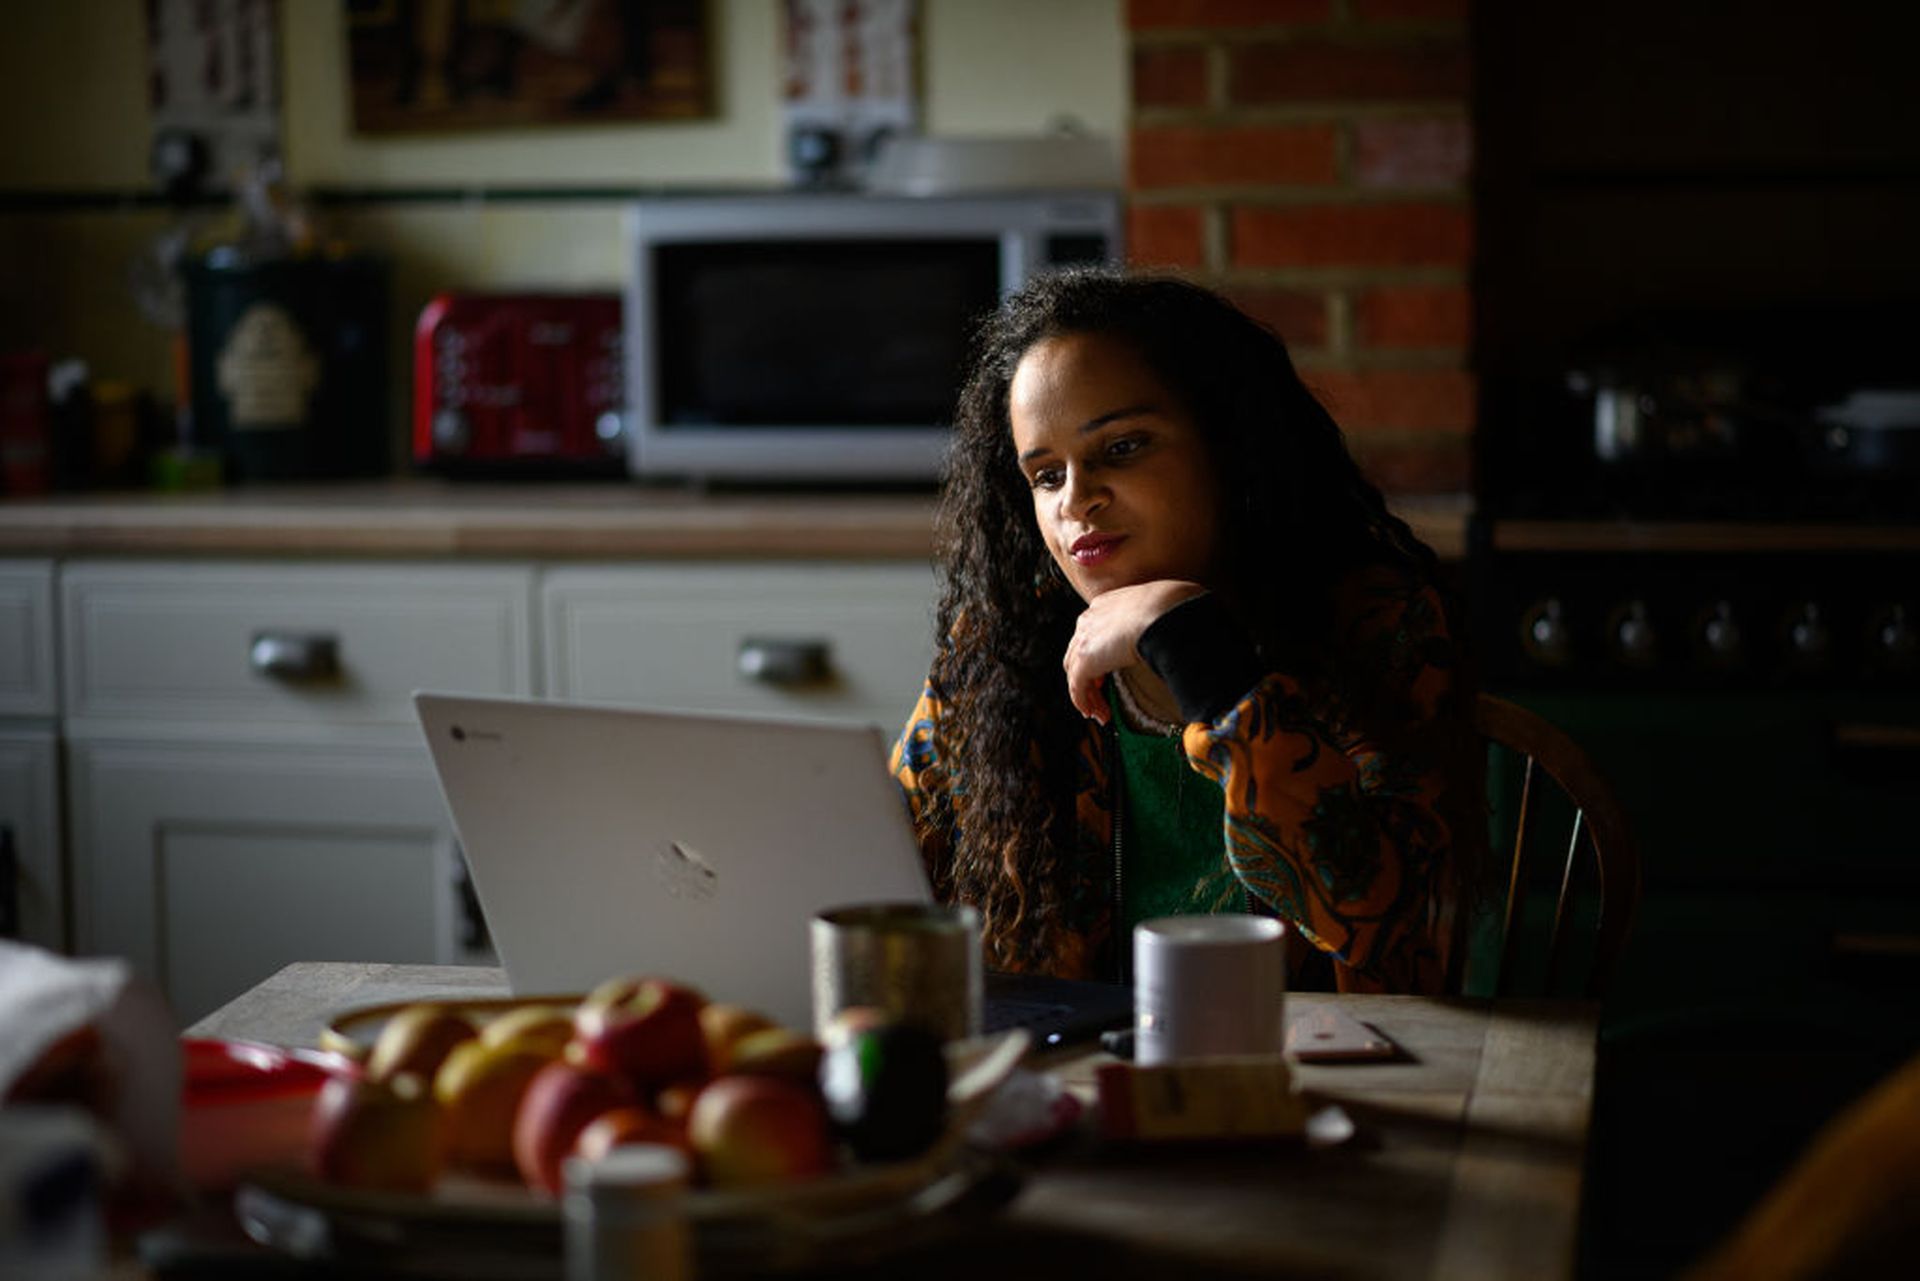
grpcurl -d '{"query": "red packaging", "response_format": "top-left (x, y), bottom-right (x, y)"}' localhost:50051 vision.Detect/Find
top-left (0, 350), bottom-right (52, 496)
top-left (178, 1038), bottom-right (354, 1189)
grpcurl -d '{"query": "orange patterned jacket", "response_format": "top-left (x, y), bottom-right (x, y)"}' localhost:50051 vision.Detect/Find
top-left (889, 565), bottom-right (1470, 994)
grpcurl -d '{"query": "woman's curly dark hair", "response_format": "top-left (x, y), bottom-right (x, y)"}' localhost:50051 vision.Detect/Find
top-left (922, 267), bottom-right (1458, 970)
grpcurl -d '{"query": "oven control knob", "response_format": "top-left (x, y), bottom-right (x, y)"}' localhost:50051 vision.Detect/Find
top-left (1519, 597), bottom-right (1573, 668)
top-left (1607, 600), bottom-right (1657, 668)
top-left (1870, 603), bottom-right (1917, 671)
top-left (1784, 601), bottom-right (1831, 666)
top-left (1694, 600), bottom-right (1744, 666)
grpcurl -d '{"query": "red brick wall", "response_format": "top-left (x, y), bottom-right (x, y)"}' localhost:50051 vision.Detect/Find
top-left (1124, 0), bottom-right (1473, 493)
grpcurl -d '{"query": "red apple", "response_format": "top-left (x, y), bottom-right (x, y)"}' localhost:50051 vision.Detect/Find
top-left (572, 977), bottom-right (709, 1085)
top-left (364, 1004), bottom-right (477, 1083)
top-left (511, 1059), bottom-right (635, 1195)
top-left (310, 1070), bottom-right (445, 1192)
top-left (687, 1076), bottom-right (834, 1188)
top-left (572, 1104), bottom-right (692, 1164)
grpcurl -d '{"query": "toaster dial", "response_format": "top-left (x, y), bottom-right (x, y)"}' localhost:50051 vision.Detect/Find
top-left (433, 409), bottom-right (470, 454)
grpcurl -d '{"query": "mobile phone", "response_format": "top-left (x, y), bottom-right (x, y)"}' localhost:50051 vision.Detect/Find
top-left (1101, 1009), bottom-right (1397, 1063)
top-left (1286, 1005), bottom-right (1399, 1062)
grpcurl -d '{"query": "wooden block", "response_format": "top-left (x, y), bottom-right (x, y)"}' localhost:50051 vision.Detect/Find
top-left (1095, 1055), bottom-right (1307, 1141)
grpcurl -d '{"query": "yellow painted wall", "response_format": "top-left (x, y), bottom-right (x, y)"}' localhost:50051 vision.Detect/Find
top-left (0, 2), bottom-right (151, 189)
top-left (0, 0), bottom-right (1123, 420)
top-left (1, 0), bottom-right (1122, 189)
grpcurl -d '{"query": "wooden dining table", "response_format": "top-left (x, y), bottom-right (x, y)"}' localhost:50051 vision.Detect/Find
top-left (187, 962), bottom-right (1600, 1281)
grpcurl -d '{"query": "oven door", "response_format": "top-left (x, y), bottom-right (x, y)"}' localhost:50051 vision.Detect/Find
top-left (1472, 535), bottom-right (1920, 1273)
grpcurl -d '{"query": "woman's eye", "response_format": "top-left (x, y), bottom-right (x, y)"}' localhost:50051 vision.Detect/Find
top-left (1106, 435), bottom-right (1146, 460)
top-left (1029, 467), bottom-right (1063, 490)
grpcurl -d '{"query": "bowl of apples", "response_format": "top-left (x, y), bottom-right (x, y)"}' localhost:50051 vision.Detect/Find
top-left (233, 975), bottom-right (1029, 1273)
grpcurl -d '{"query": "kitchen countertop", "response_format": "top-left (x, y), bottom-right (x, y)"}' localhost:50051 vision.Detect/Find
top-left (0, 481), bottom-right (943, 560)
top-left (5, 485), bottom-right (1912, 559)
top-left (0, 482), bottom-right (1478, 560)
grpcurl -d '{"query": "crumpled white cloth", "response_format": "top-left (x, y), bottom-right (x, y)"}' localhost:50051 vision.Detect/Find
top-left (0, 940), bottom-right (181, 1187)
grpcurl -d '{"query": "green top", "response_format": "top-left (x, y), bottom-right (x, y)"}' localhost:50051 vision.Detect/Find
top-left (1114, 711), bottom-right (1235, 935)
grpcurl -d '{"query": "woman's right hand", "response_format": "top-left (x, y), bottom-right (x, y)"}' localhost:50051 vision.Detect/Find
top-left (1063, 580), bottom-right (1206, 722)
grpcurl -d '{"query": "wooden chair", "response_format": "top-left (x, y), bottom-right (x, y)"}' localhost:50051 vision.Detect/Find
top-left (1682, 1048), bottom-right (1920, 1281)
top-left (1451, 693), bottom-right (1643, 999)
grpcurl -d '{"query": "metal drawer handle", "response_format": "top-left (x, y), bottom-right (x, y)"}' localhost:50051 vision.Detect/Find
top-left (737, 637), bottom-right (834, 687)
top-left (249, 631), bottom-right (341, 682)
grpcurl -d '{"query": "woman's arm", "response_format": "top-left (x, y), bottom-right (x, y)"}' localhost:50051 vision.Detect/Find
top-left (1143, 572), bottom-right (1461, 992)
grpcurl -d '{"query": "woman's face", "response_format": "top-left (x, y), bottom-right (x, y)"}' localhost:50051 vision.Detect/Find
top-left (1008, 331), bottom-right (1223, 604)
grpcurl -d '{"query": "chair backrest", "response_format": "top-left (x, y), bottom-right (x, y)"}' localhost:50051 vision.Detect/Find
top-left (1453, 693), bottom-right (1643, 999)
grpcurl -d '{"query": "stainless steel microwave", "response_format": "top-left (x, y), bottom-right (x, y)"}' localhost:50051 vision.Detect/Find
top-left (622, 191), bottom-right (1122, 484)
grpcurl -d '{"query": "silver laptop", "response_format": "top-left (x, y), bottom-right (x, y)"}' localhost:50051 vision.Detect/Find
top-left (413, 692), bottom-right (933, 1030)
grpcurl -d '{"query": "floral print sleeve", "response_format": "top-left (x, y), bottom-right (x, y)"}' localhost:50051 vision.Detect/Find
top-left (888, 684), bottom-right (954, 894)
top-left (1166, 571), bottom-right (1461, 992)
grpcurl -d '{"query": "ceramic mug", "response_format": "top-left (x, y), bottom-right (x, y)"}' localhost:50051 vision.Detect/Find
top-left (1134, 915), bottom-right (1288, 1064)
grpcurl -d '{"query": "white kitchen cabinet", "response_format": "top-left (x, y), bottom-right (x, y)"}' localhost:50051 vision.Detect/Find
top-left (542, 562), bottom-right (938, 734)
top-left (0, 560), bottom-right (57, 718)
top-left (67, 738), bottom-right (483, 1027)
top-left (0, 560), bottom-right (61, 950)
top-left (61, 562), bottom-right (533, 1024)
top-left (53, 555), bottom-right (941, 1025)
top-left (0, 728), bottom-right (61, 951)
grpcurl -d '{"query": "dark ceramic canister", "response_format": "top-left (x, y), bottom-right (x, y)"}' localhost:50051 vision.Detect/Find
top-left (185, 254), bottom-right (390, 481)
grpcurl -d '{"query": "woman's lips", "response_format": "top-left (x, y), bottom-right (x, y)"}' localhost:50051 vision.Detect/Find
top-left (1070, 532), bottom-right (1125, 565)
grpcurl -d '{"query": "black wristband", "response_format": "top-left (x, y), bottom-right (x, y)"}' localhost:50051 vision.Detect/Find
top-left (1137, 593), bottom-right (1268, 723)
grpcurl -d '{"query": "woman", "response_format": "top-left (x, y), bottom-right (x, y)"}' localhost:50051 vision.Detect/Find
top-left (890, 269), bottom-right (1480, 994)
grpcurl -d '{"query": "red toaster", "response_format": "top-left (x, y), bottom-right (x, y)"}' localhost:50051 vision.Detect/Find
top-left (413, 293), bottom-right (625, 475)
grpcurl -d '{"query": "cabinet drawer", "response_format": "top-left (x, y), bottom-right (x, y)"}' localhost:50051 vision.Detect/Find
top-left (544, 563), bottom-right (937, 732)
top-left (63, 562), bottom-right (535, 737)
top-left (0, 560), bottom-right (56, 717)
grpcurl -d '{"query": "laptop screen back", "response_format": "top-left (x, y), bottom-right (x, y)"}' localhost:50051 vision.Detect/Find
top-left (414, 692), bottom-right (933, 1029)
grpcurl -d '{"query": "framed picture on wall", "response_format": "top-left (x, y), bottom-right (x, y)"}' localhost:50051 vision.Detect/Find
top-left (344, 0), bottom-right (711, 133)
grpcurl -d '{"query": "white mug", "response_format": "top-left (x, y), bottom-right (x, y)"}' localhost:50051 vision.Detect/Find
top-left (1134, 915), bottom-right (1288, 1065)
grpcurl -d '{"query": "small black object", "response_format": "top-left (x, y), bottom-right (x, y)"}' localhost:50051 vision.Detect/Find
top-left (149, 128), bottom-right (211, 204)
top-left (184, 254), bottom-right (392, 481)
top-left (454, 856), bottom-right (490, 953)
top-left (818, 1023), bottom-right (948, 1162)
top-left (787, 126), bottom-right (842, 185)
top-left (0, 826), bottom-right (18, 939)
top-left (1099, 1027), bottom-right (1136, 1060)
top-left (983, 971), bottom-right (1133, 1046)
